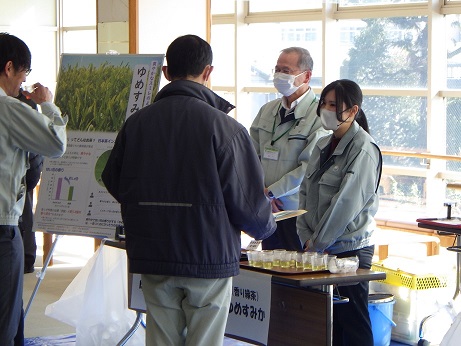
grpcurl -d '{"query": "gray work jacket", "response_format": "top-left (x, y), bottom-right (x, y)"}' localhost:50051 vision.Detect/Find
top-left (297, 121), bottom-right (382, 254)
top-left (250, 89), bottom-right (329, 210)
top-left (0, 88), bottom-right (67, 225)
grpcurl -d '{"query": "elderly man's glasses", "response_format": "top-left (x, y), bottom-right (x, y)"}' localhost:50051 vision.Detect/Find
top-left (273, 67), bottom-right (302, 75)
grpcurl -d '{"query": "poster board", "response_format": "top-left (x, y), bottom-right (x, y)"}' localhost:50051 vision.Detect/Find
top-left (34, 54), bottom-right (164, 238)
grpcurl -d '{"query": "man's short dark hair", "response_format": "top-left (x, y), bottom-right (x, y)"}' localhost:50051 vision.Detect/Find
top-left (166, 35), bottom-right (212, 79)
top-left (0, 33), bottom-right (31, 75)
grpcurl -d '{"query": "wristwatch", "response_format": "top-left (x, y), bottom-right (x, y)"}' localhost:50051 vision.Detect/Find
top-left (268, 191), bottom-right (275, 199)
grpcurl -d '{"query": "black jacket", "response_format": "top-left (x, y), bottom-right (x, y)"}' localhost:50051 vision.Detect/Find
top-left (102, 80), bottom-right (276, 278)
top-left (19, 153), bottom-right (43, 232)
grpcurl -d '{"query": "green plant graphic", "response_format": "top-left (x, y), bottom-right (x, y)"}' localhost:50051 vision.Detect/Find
top-left (55, 61), bottom-right (161, 132)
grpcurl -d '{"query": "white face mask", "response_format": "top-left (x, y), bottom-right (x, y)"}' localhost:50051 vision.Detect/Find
top-left (320, 108), bottom-right (351, 131)
top-left (320, 109), bottom-right (342, 131)
top-left (273, 71), bottom-right (305, 97)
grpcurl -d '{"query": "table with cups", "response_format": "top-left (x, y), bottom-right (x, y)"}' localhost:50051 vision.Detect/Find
top-left (239, 249), bottom-right (386, 346)
top-left (101, 239), bottom-right (385, 346)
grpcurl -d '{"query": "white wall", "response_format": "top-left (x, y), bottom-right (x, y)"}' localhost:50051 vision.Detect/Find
top-left (0, 0), bottom-right (57, 89)
top-left (138, 0), bottom-right (207, 56)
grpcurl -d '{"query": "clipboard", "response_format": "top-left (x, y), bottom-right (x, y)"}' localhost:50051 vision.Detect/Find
top-left (273, 209), bottom-right (307, 222)
top-left (241, 210), bottom-right (307, 252)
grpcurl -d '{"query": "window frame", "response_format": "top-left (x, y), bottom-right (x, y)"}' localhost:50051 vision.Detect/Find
top-left (210, 0), bottom-right (461, 220)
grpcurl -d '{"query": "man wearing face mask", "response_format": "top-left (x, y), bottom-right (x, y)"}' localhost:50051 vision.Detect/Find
top-left (250, 47), bottom-right (329, 251)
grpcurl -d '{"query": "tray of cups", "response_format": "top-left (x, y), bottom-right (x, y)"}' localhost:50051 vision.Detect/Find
top-left (240, 250), bottom-right (332, 275)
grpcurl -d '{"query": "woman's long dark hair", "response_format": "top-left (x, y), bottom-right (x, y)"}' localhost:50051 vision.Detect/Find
top-left (317, 79), bottom-right (370, 134)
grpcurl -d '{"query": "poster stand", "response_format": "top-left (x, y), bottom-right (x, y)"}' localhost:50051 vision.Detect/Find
top-left (26, 236), bottom-right (147, 345)
top-left (116, 311), bottom-right (145, 346)
top-left (25, 234), bottom-right (63, 318)
top-left (34, 53), bottom-right (165, 241)
top-left (25, 54), bottom-right (163, 342)
top-left (25, 233), bottom-right (108, 319)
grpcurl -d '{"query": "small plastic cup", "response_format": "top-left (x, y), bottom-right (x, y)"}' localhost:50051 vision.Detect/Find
top-left (295, 252), bottom-right (303, 269)
top-left (288, 251), bottom-right (297, 268)
top-left (22, 85), bottom-right (36, 93)
top-left (273, 249), bottom-right (286, 267)
top-left (312, 254), bottom-right (325, 271)
top-left (246, 250), bottom-right (254, 266)
top-left (261, 250), bottom-right (274, 269)
top-left (302, 252), bottom-right (314, 270)
top-left (252, 251), bottom-right (262, 268)
top-left (327, 255), bottom-right (337, 270)
top-left (280, 251), bottom-right (291, 268)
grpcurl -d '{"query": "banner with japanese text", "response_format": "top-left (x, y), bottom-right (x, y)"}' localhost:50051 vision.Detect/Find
top-left (225, 269), bottom-right (272, 345)
top-left (34, 54), bottom-right (164, 238)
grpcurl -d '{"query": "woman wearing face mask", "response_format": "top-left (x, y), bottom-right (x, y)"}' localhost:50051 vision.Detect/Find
top-left (297, 79), bottom-right (382, 346)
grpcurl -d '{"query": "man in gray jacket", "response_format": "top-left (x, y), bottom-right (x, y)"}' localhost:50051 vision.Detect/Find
top-left (102, 34), bottom-right (276, 346)
top-left (250, 47), bottom-right (329, 251)
top-left (0, 33), bottom-right (67, 345)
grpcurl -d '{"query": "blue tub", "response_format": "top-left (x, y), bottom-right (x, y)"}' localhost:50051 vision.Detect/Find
top-left (369, 293), bottom-right (397, 346)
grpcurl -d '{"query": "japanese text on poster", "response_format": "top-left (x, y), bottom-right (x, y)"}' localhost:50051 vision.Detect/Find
top-left (34, 131), bottom-right (122, 238)
top-left (225, 269), bottom-right (272, 345)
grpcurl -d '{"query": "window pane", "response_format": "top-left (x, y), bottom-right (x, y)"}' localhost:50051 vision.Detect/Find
top-left (249, 0), bottom-right (322, 12)
top-left (211, 25), bottom-right (235, 86)
top-left (447, 97), bottom-right (461, 171)
top-left (339, 0), bottom-right (426, 7)
top-left (62, 0), bottom-right (96, 26)
top-left (446, 184), bottom-right (461, 215)
top-left (365, 95), bottom-right (427, 160)
top-left (244, 92), bottom-right (279, 130)
top-left (339, 17), bottom-right (428, 88)
top-left (447, 14), bottom-right (461, 89)
top-left (247, 22), bottom-right (322, 88)
top-left (6, 29), bottom-right (58, 92)
top-left (0, 0), bottom-right (56, 26)
top-left (62, 30), bottom-right (97, 53)
top-left (379, 175), bottom-right (427, 212)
